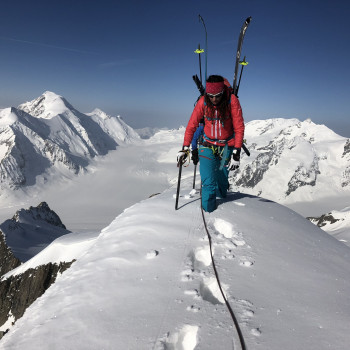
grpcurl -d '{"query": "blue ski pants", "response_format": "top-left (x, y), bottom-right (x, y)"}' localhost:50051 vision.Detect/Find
top-left (198, 145), bottom-right (233, 212)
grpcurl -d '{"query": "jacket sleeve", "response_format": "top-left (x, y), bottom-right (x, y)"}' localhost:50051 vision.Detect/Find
top-left (230, 95), bottom-right (245, 148)
top-left (183, 97), bottom-right (205, 147)
top-left (191, 124), bottom-right (204, 150)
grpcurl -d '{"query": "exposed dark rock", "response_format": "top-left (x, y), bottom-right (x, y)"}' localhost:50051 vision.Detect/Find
top-left (0, 202), bottom-right (70, 262)
top-left (235, 150), bottom-right (274, 188)
top-left (233, 137), bottom-right (289, 189)
top-left (0, 202), bottom-right (76, 339)
top-left (149, 193), bottom-right (160, 198)
top-left (0, 231), bottom-right (21, 276)
top-left (307, 214), bottom-right (341, 227)
top-left (342, 167), bottom-right (350, 187)
top-left (285, 157), bottom-right (320, 196)
top-left (0, 260), bottom-right (75, 339)
top-left (342, 139), bottom-right (350, 157)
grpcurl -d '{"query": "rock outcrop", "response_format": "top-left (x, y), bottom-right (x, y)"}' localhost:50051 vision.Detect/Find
top-left (0, 202), bottom-right (75, 339)
top-left (0, 261), bottom-right (74, 339)
top-left (0, 232), bottom-right (21, 277)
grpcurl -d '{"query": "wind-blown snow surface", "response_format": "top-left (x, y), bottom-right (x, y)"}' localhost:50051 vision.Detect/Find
top-left (1, 179), bottom-right (350, 350)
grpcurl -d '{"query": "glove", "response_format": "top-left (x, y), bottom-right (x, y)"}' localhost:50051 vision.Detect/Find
top-left (177, 146), bottom-right (190, 166)
top-left (192, 149), bottom-right (199, 165)
top-left (227, 148), bottom-right (241, 171)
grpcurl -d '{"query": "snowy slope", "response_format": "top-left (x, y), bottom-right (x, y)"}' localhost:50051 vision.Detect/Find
top-left (1, 178), bottom-right (350, 350)
top-left (87, 108), bottom-right (140, 143)
top-left (233, 118), bottom-right (350, 206)
top-left (0, 92), bottom-right (139, 193)
top-left (308, 207), bottom-right (350, 246)
top-left (19, 91), bottom-right (117, 158)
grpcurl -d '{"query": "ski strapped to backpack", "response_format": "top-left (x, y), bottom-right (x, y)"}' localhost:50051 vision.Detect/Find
top-left (198, 14), bottom-right (208, 86)
top-left (233, 17), bottom-right (252, 96)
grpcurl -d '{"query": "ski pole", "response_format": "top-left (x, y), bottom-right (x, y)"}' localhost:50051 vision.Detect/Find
top-left (236, 56), bottom-right (248, 96)
top-left (242, 143), bottom-right (250, 157)
top-left (194, 44), bottom-right (204, 83)
top-left (175, 158), bottom-right (183, 210)
top-left (192, 164), bottom-right (197, 189)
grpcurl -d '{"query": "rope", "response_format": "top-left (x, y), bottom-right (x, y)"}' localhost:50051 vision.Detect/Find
top-left (200, 187), bottom-right (247, 350)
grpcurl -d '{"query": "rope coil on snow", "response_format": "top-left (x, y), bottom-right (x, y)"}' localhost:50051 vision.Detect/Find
top-left (200, 186), bottom-right (247, 350)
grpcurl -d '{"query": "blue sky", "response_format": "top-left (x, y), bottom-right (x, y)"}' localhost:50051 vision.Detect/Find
top-left (0, 0), bottom-right (349, 137)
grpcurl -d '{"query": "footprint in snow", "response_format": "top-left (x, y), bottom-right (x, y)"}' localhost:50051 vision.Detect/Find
top-left (146, 250), bottom-right (159, 259)
top-left (242, 309), bottom-right (255, 318)
top-left (212, 218), bottom-right (246, 248)
top-left (235, 298), bottom-right (256, 324)
top-left (180, 269), bottom-right (195, 282)
top-left (184, 289), bottom-right (200, 298)
top-left (163, 325), bottom-right (199, 350)
top-left (213, 218), bottom-right (235, 239)
top-left (239, 258), bottom-right (254, 267)
top-left (221, 248), bottom-right (235, 260)
top-left (231, 236), bottom-right (246, 247)
top-left (191, 246), bottom-right (212, 269)
top-left (250, 328), bottom-right (262, 337)
top-left (186, 305), bottom-right (201, 313)
top-left (199, 277), bottom-right (227, 305)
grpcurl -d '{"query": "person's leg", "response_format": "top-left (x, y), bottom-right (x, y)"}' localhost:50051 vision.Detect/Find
top-left (199, 146), bottom-right (217, 212)
top-left (216, 147), bottom-right (233, 198)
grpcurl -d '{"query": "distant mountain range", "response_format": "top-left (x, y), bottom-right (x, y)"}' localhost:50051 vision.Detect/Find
top-left (231, 118), bottom-right (350, 204)
top-left (1, 93), bottom-right (349, 210)
top-left (0, 91), bottom-right (139, 192)
top-left (307, 207), bottom-right (350, 244)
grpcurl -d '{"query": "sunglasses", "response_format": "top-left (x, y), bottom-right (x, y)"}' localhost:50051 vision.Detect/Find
top-left (207, 91), bottom-right (224, 98)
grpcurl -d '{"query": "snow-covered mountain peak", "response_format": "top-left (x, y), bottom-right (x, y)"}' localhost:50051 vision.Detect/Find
top-left (0, 202), bottom-right (70, 262)
top-left (18, 91), bottom-right (75, 119)
top-left (11, 201), bottom-right (66, 229)
top-left (233, 117), bottom-right (350, 203)
top-left (0, 108), bottom-right (19, 126)
top-left (89, 108), bottom-right (112, 120)
top-left (1, 92), bottom-right (140, 193)
top-left (87, 109), bottom-right (140, 143)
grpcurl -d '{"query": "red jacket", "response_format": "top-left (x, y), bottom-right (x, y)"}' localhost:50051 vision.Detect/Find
top-left (183, 93), bottom-right (245, 148)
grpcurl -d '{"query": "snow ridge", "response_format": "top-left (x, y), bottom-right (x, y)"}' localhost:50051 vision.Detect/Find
top-left (1, 180), bottom-right (350, 349)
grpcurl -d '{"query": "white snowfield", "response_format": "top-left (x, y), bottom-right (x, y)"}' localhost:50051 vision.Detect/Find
top-left (235, 118), bottom-right (350, 206)
top-left (1, 179), bottom-right (350, 350)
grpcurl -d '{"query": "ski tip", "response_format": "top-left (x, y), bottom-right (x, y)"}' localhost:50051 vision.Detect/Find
top-left (246, 16), bottom-right (252, 23)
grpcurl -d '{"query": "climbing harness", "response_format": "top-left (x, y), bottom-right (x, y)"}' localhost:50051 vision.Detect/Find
top-left (199, 141), bottom-right (230, 170)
